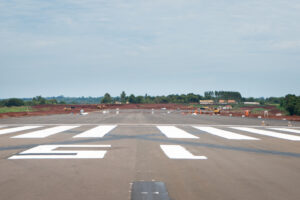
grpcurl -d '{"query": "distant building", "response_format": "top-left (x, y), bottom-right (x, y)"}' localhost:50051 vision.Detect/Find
top-left (227, 100), bottom-right (236, 104)
top-left (222, 105), bottom-right (232, 110)
top-left (200, 100), bottom-right (214, 105)
top-left (219, 100), bottom-right (226, 104)
top-left (244, 102), bottom-right (260, 105)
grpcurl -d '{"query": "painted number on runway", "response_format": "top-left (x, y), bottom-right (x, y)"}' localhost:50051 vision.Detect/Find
top-left (8, 145), bottom-right (111, 159)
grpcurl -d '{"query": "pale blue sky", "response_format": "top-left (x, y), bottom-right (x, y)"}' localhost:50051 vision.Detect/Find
top-left (1, 0), bottom-right (300, 98)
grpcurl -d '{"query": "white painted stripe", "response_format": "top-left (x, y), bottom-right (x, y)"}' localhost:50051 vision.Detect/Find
top-left (156, 126), bottom-right (198, 139)
top-left (12, 126), bottom-right (79, 138)
top-left (269, 128), bottom-right (300, 134)
top-left (2, 123), bottom-right (300, 128)
top-left (73, 125), bottom-right (116, 138)
top-left (231, 127), bottom-right (300, 141)
top-left (0, 126), bottom-right (41, 135)
top-left (9, 145), bottom-right (110, 159)
top-left (160, 145), bottom-right (207, 159)
top-left (193, 126), bottom-right (259, 140)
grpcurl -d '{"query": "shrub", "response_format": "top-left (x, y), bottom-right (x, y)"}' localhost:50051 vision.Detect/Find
top-left (5, 98), bottom-right (25, 107)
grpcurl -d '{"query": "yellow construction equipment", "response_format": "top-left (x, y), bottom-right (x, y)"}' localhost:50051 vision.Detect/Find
top-left (213, 108), bottom-right (220, 114)
top-left (64, 107), bottom-right (72, 111)
top-left (97, 105), bottom-right (106, 109)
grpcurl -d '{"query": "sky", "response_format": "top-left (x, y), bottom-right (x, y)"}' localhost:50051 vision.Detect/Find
top-left (1, 0), bottom-right (300, 98)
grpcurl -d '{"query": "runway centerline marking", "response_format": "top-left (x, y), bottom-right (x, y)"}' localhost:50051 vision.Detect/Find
top-left (131, 181), bottom-right (171, 200)
top-left (156, 126), bottom-right (198, 139)
top-left (231, 127), bottom-right (300, 141)
top-left (193, 126), bottom-right (259, 140)
top-left (8, 145), bottom-right (111, 159)
top-left (160, 145), bottom-right (207, 159)
top-left (73, 125), bottom-right (116, 138)
top-left (12, 126), bottom-right (79, 138)
top-left (0, 126), bottom-right (42, 135)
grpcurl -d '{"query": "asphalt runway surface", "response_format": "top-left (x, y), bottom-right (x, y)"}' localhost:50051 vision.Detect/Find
top-left (0, 109), bottom-right (300, 200)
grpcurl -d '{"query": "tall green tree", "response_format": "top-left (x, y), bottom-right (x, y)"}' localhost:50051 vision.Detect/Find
top-left (32, 96), bottom-right (46, 105)
top-left (120, 91), bottom-right (126, 103)
top-left (135, 96), bottom-right (144, 103)
top-left (128, 94), bottom-right (136, 103)
top-left (282, 94), bottom-right (300, 115)
top-left (101, 93), bottom-right (112, 104)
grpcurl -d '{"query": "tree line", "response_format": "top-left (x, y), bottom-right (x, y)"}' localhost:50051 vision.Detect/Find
top-left (1, 92), bottom-right (297, 116)
top-left (101, 92), bottom-right (206, 104)
top-left (102, 91), bottom-right (246, 104)
top-left (0, 96), bottom-right (66, 107)
top-left (204, 91), bottom-right (242, 100)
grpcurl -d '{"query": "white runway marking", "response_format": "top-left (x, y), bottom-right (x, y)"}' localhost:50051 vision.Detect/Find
top-left (231, 127), bottom-right (300, 141)
top-left (12, 126), bottom-right (79, 138)
top-left (2, 123), bottom-right (300, 128)
top-left (0, 126), bottom-right (41, 135)
top-left (73, 125), bottom-right (117, 138)
top-left (9, 145), bottom-right (110, 159)
top-left (160, 145), bottom-right (207, 159)
top-left (156, 126), bottom-right (198, 139)
top-left (269, 128), bottom-right (300, 134)
top-left (193, 126), bottom-right (259, 140)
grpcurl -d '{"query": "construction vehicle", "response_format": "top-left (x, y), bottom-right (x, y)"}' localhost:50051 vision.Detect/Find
top-left (97, 105), bottom-right (106, 109)
top-left (213, 108), bottom-right (221, 114)
top-left (64, 107), bottom-right (72, 111)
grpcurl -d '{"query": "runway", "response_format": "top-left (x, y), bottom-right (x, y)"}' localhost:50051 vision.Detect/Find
top-left (0, 110), bottom-right (299, 200)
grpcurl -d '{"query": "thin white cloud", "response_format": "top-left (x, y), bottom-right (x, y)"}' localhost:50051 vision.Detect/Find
top-left (33, 40), bottom-right (57, 48)
top-left (272, 40), bottom-right (300, 50)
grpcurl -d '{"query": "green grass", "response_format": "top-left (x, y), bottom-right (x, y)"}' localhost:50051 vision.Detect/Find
top-left (251, 108), bottom-right (267, 112)
top-left (266, 103), bottom-right (280, 106)
top-left (0, 106), bottom-right (35, 113)
top-left (275, 105), bottom-right (288, 115)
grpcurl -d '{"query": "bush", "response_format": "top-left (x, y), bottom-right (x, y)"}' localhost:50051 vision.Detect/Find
top-left (0, 100), bottom-right (8, 107)
top-left (5, 98), bottom-right (25, 107)
top-left (282, 94), bottom-right (300, 115)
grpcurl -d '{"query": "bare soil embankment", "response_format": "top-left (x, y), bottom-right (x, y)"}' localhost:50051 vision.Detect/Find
top-left (0, 104), bottom-right (299, 121)
top-left (0, 104), bottom-right (190, 118)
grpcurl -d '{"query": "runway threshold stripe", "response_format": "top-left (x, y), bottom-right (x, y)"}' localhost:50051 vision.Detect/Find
top-left (156, 126), bottom-right (198, 139)
top-left (231, 127), bottom-right (300, 141)
top-left (73, 125), bottom-right (117, 138)
top-left (269, 128), bottom-right (300, 134)
top-left (160, 145), bottom-right (207, 159)
top-left (12, 126), bottom-right (79, 138)
top-left (0, 126), bottom-right (41, 135)
top-left (193, 126), bottom-right (259, 140)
